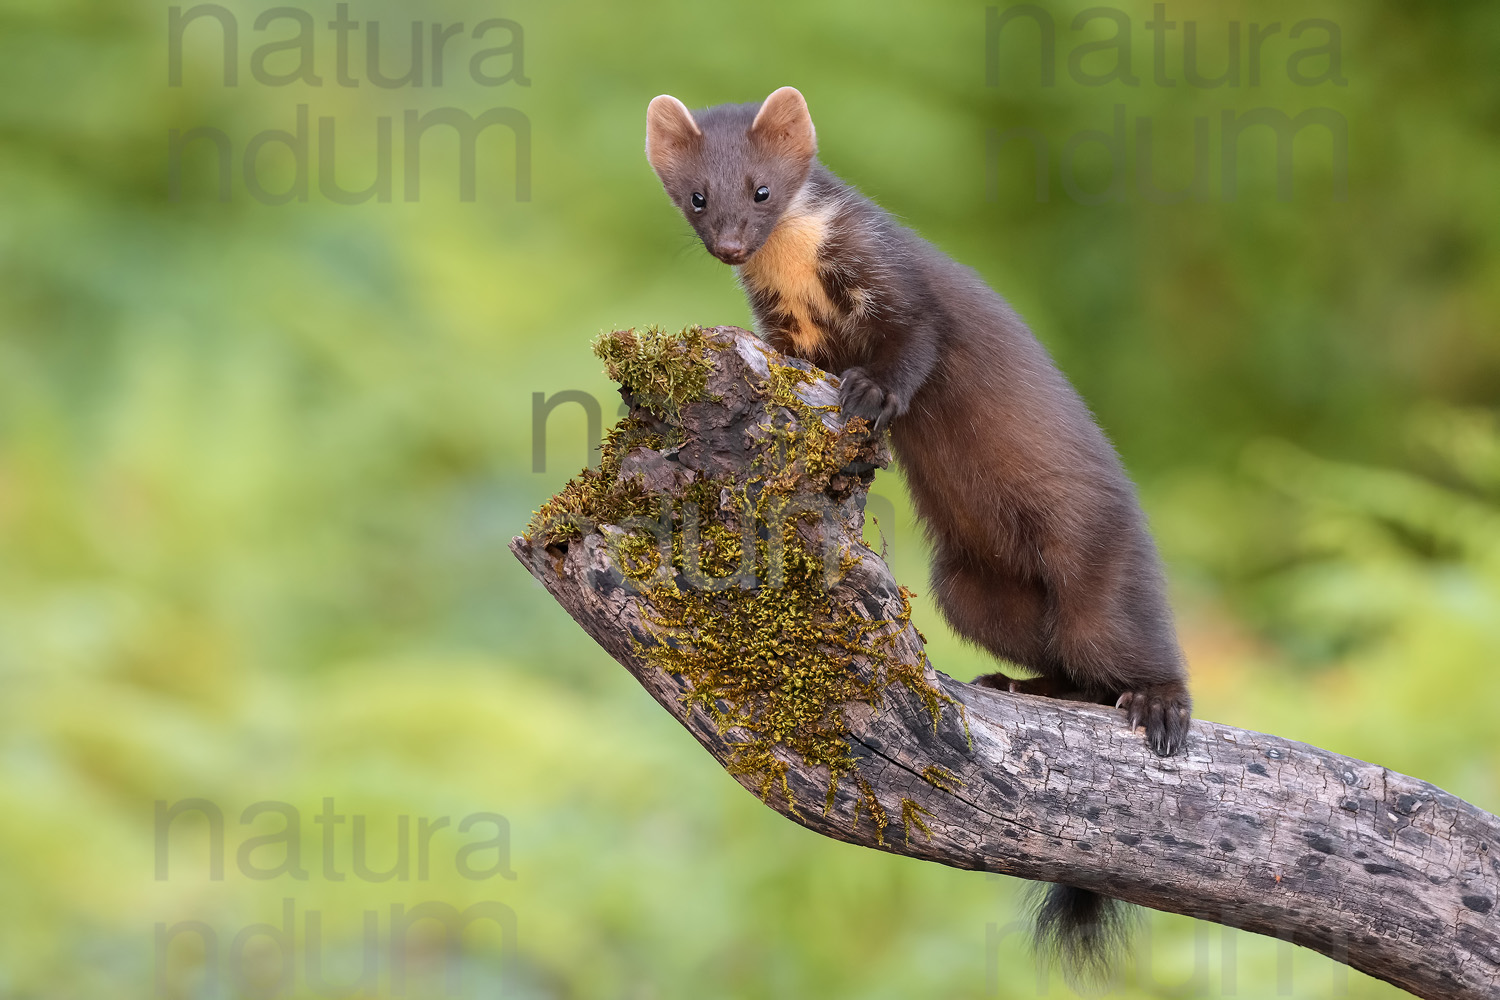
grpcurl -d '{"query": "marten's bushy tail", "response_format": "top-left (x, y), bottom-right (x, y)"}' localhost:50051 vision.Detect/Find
top-left (1033, 884), bottom-right (1136, 988)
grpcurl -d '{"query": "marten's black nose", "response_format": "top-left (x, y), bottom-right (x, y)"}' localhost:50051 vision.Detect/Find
top-left (714, 240), bottom-right (748, 264)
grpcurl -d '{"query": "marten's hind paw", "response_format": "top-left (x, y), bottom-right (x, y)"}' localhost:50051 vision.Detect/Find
top-left (1116, 683), bottom-right (1192, 757)
top-left (972, 672), bottom-right (1083, 700)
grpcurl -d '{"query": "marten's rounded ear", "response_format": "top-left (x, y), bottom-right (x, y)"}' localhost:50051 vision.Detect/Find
top-left (750, 86), bottom-right (816, 161)
top-left (645, 95), bottom-right (702, 175)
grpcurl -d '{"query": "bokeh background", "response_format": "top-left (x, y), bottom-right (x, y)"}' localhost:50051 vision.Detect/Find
top-left (2, 0), bottom-right (1498, 996)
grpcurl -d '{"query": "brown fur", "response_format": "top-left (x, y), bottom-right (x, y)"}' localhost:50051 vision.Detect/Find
top-left (738, 197), bottom-right (836, 356)
top-left (644, 83), bottom-right (1194, 982)
top-left (643, 88), bottom-right (1191, 757)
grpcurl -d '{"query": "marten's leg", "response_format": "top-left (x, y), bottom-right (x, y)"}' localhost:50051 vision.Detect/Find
top-left (930, 551), bottom-right (1073, 692)
top-left (970, 672), bottom-right (1100, 702)
top-left (1043, 532), bottom-right (1192, 756)
top-left (933, 543), bottom-right (1190, 755)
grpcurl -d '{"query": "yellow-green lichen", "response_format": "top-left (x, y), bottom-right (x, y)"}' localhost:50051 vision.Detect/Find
top-left (614, 527), bottom-right (665, 581)
top-left (854, 777), bottom-right (890, 845)
top-left (756, 360), bottom-right (871, 495)
top-left (624, 377), bottom-right (959, 822)
top-left (638, 516), bottom-right (908, 814)
top-left (528, 328), bottom-right (967, 841)
top-left (921, 765), bottom-right (965, 793)
top-left (900, 797), bottom-right (935, 844)
top-left (592, 325), bottom-right (717, 418)
top-left (525, 416), bottom-right (663, 545)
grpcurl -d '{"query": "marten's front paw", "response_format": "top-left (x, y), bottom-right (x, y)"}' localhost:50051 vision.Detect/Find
top-left (1116, 682), bottom-right (1192, 757)
top-left (837, 367), bottom-right (901, 431)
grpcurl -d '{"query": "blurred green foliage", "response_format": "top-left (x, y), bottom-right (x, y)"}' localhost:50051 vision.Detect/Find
top-left (0, 0), bottom-right (1496, 996)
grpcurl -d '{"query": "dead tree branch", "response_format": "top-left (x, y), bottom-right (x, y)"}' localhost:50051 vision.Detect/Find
top-left (511, 325), bottom-right (1500, 999)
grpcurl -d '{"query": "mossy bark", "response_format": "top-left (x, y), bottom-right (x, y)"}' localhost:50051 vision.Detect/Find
top-left (512, 325), bottom-right (1500, 1000)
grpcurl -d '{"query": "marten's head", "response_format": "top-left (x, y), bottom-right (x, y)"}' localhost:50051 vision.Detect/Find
top-left (644, 86), bottom-right (817, 266)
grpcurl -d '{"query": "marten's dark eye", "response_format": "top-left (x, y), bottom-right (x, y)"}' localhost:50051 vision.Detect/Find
top-left (754, 186), bottom-right (770, 202)
top-left (690, 192), bottom-right (706, 213)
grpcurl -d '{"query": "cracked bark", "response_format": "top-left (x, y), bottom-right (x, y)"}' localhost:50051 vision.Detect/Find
top-left (511, 326), bottom-right (1500, 999)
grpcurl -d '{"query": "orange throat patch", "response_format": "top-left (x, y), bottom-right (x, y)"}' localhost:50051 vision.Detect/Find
top-left (737, 202), bottom-right (836, 357)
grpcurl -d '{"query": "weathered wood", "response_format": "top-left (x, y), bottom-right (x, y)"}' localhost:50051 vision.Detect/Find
top-left (512, 325), bottom-right (1500, 999)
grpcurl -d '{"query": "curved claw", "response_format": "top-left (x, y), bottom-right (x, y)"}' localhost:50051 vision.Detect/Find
top-left (1116, 683), bottom-right (1192, 757)
top-left (837, 368), bottom-right (900, 431)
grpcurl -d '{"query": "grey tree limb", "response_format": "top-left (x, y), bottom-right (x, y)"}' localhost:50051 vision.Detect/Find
top-left (511, 325), bottom-right (1500, 1000)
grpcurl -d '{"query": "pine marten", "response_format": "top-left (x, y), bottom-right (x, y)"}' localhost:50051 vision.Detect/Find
top-left (644, 86), bottom-right (1192, 972)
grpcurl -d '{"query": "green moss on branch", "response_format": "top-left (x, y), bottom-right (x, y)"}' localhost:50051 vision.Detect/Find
top-left (526, 325), bottom-right (965, 840)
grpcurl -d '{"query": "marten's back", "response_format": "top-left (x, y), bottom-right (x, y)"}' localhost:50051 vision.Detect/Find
top-left (881, 217), bottom-right (1148, 573)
